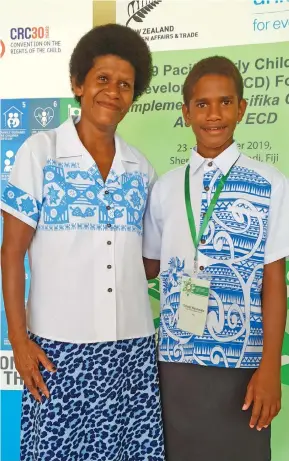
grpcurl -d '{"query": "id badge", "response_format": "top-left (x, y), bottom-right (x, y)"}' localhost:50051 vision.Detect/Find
top-left (177, 275), bottom-right (210, 336)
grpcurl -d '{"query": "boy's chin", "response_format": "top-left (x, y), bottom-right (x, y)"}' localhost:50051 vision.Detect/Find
top-left (200, 135), bottom-right (233, 151)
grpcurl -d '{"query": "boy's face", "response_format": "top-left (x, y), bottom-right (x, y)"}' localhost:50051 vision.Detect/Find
top-left (72, 54), bottom-right (135, 130)
top-left (182, 74), bottom-right (247, 157)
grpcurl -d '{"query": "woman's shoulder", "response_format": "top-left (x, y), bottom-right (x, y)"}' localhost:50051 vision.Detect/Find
top-left (25, 128), bottom-right (57, 150)
top-left (15, 128), bottom-right (58, 171)
top-left (115, 133), bottom-right (156, 180)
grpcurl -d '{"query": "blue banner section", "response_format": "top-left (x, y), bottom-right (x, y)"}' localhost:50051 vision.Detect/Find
top-left (1, 391), bottom-right (22, 461)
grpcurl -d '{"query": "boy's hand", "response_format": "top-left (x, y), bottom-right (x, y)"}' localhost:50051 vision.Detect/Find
top-left (242, 364), bottom-right (281, 430)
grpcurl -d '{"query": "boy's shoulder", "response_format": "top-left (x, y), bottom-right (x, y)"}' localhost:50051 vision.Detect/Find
top-left (238, 153), bottom-right (287, 188)
top-left (156, 164), bottom-right (187, 188)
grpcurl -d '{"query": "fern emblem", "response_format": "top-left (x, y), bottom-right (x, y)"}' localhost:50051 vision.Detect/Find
top-left (126, 0), bottom-right (163, 27)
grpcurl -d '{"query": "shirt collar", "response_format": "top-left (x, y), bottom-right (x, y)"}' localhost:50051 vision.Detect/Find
top-left (189, 141), bottom-right (240, 175)
top-left (55, 116), bottom-right (139, 166)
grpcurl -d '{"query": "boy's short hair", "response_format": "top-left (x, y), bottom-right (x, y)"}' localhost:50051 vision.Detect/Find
top-left (70, 24), bottom-right (152, 103)
top-left (183, 56), bottom-right (244, 106)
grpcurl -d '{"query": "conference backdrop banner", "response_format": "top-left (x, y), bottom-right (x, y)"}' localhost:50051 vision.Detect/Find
top-left (1, 0), bottom-right (289, 459)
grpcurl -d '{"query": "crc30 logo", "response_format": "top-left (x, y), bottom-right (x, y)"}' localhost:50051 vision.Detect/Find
top-left (10, 26), bottom-right (50, 40)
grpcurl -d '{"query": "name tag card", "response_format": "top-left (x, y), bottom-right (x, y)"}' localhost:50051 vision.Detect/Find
top-left (177, 276), bottom-right (210, 336)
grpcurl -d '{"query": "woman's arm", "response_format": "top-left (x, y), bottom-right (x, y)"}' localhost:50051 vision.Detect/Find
top-left (1, 212), bottom-right (56, 401)
top-left (143, 257), bottom-right (160, 280)
top-left (2, 212), bottom-right (34, 343)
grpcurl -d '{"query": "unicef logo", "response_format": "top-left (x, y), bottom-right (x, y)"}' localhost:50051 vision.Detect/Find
top-left (126, 0), bottom-right (163, 27)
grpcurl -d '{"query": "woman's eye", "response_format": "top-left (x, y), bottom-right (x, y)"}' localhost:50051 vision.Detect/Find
top-left (120, 81), bottom-right (130, 88)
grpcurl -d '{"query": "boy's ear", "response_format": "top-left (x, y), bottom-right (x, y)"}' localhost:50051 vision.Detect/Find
top-left (182, 103), bottom-right (191, 127)
top-left (237, 98), bottom-right (247, 123)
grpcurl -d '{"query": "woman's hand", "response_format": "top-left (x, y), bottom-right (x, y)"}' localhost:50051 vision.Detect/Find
top-left (12, 337), bottom-right (56, 402)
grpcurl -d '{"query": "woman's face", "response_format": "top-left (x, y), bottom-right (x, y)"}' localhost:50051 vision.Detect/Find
top-left (73, 54), bottom-right (135, 130)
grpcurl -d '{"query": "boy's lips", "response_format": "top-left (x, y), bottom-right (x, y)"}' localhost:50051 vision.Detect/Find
top-left (201, 126), bottom-right (227, 134)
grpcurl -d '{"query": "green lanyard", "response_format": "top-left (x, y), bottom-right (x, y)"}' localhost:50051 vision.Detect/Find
top-left (184, 162), bottom-right (234, 270)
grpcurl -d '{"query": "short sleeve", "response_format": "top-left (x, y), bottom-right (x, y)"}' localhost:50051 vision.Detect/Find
top-left (148, 167), bottom-right (158, 193)
top-left (1, 141), bottom-right (43, 229)
top-left (264, 173), bottom-right (289, 264)
top-left (143, 179), bottom-right (162, 260)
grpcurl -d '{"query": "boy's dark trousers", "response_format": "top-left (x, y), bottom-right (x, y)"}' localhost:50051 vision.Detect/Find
top-left (159, 361), bottom-right (271, 461)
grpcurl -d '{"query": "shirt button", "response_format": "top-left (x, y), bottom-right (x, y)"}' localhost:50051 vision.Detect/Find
top-left (107, 241), bottom-right (112, 245)
top-left (201, 239), bottom-right (206, 245)
top-left (106, 205), bottom-right (111, 210)
top-left (199, 266), bottom-right (205, 271)
top-left (208, 161), bottom-right (213, 167)
top-left (107, 223), bottom-right (112, 228)
top-left (105, 190), bottom-right (109, 195)
top-left (204, 186), bottom-right (209, 192)
top-left (107, 265), bottom-right (112, 269)
top-left (108, 288), bottom-right (113, 293)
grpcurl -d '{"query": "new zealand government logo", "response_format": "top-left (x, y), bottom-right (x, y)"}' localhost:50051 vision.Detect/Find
top-left (126, 0), bottom-right (163, 27)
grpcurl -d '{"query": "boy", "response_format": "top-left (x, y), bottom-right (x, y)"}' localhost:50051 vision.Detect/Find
top-left (143, 56), bottom-right (288, 461)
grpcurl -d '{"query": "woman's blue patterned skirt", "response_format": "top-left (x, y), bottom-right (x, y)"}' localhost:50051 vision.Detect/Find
top-left (20, 334), bottom-right (164, 461)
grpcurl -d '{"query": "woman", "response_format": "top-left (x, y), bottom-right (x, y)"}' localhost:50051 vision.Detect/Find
top-left (1, 24), bottom-right (164, 461)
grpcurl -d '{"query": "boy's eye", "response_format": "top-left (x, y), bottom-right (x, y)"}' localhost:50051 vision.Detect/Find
top-left (222, 99), bottom-right (232, 105)
top-left (197, 102), bottom-right (207, 108)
